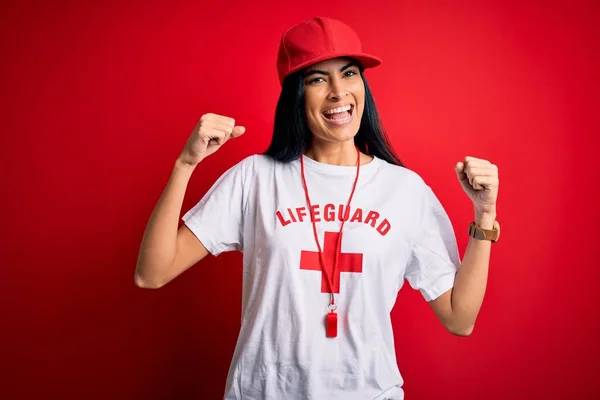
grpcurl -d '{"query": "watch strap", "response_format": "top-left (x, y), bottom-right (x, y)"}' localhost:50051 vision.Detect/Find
top-left (468, 220), bottom-right (500, 242)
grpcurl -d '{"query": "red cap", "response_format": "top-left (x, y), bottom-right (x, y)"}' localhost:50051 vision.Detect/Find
top-left (277, 16), bottom-right (382, 85)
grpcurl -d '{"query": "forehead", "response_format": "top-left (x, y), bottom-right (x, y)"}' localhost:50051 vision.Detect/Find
top-left (307, 57), bottom-right (356, 70)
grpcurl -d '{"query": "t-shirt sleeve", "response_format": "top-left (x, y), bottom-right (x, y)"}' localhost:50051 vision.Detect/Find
top-left (404, 185), bottom-right (461, 302)
top-left (181, 156), bottom-right (254, 256)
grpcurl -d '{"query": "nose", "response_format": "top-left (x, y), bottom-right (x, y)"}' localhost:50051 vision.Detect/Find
top-left (326, 75), bottom-right (349, 100)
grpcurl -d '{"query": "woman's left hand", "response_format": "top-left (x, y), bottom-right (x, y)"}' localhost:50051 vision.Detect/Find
top-left (455, 156), bottom-right (499, 215)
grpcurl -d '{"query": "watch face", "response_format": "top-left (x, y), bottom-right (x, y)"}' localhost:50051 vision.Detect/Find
top-left (469, 223), bottom-right (485, 240)
top-left (469, 222), bottom-right (499, 241)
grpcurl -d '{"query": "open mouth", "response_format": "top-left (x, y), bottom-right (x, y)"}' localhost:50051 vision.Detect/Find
top-left (322, 104), bottom-right (354, 125)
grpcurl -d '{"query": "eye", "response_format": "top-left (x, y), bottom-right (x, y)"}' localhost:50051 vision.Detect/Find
top-left (308, 76), bottom-right (324, 84)
top-left (345, 70), bottom-right (358, 77)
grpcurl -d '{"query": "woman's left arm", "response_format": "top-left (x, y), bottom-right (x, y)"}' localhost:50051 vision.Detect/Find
top-left (429, 156), bottom-right (499, 336)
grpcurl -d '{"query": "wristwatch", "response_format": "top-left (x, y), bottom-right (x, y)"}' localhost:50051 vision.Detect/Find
top-left (468, 220), bottom-right (500, 243)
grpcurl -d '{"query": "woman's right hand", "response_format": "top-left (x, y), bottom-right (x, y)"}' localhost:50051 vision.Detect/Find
top-left (178, 113), bottom-right (246, 167)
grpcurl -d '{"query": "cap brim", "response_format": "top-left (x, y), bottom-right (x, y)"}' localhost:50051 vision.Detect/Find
top-left (283, 52), bottom-right (382, 82)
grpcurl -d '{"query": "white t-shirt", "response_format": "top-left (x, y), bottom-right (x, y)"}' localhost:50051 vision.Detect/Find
top-left (182, 153), bottom-right (461, 400)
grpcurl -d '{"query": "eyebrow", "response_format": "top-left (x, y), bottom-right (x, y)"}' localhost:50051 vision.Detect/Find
top-left (303, 61), bottom-right (359, 79)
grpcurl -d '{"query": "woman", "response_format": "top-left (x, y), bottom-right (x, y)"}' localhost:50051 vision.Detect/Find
top-left (134, 16), bottom-right (500, 400)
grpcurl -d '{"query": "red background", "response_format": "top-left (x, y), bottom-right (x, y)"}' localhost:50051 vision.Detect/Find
top-left (2, 0), bottom-right (599, 399)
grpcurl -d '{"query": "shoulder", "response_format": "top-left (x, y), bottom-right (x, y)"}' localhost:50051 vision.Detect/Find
top-left (223, 153), bottom-right (266, 174)
top-left (374, 158), bottom-right (440, 216)
top-left (220, 153), bottom-right (286, 183)
top-left (247, 153), bottom-right (277, 167)
top-left (237, 153), bottom-right (296, 172)
top-left (376, 157), bottom-right (429, 191)
top-left (231, 153), bottom-right (278, 166)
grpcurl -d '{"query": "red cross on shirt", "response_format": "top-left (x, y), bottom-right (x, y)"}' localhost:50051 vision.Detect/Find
top-left (300, 231), bottom-right (363, 293)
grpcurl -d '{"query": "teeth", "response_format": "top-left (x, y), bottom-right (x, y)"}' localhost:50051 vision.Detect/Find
top-left (324, 105), bottom-right (352, 115)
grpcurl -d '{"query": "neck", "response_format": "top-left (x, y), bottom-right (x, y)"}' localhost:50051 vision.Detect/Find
top-left (304, 141), bottom-right (364, 166)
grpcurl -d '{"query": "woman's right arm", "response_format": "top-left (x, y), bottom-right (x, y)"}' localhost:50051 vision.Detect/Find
top-left (134, 113), bottom-right (246, 289)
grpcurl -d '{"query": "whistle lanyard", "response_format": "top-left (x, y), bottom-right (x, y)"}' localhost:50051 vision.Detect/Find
top-left (299, 146), bottom-right (361, 337)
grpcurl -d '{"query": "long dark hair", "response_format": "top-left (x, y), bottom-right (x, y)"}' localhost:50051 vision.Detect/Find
top-left (263, 61), bottom-right (405, 167)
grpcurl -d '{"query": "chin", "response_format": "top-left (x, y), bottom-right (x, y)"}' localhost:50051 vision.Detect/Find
top-left (329, 124), bottom-right (360, 138)
top-left (319, 130), bottom-right (359, 144)
top-left (309, 119), bottom-right (361, 144)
